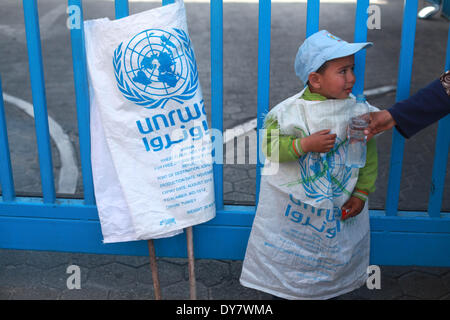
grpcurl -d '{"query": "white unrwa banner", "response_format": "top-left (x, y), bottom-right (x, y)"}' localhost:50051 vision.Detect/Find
top-left (85, 0), bottom-right (215, 243)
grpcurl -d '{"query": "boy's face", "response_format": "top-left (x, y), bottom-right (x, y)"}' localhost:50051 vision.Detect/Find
top-left (309, 55), bottom-right (356, 99)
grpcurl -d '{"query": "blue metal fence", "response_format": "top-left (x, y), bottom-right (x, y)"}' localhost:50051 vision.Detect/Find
top-left (0, 0), bottom-right (449, 266)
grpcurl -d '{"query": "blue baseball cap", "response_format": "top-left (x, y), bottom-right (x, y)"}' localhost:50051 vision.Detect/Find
top-left (294, 30), bottom-right (373, 84)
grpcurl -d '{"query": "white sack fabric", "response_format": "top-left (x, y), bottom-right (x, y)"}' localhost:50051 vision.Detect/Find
top-left (85, 0), bottom-right (215, 243)
top-left (240, 88), bottom-right (378, 299)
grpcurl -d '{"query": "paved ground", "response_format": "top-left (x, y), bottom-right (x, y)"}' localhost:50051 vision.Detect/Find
top-left (0, 0), bottom-right (449, 300)
top-left (1, 248), bottom-right (450, 300)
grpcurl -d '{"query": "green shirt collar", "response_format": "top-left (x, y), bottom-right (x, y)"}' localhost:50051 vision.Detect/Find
top-left (301, 87), bottom-right (327, 101)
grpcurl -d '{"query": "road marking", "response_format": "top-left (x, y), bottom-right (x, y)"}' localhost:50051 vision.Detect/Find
top-left (224, 118), bottom-right (257, 144)
top-left (3, 93), bottom-right (78, 194)
top-left (0, 4), bottom-right (66, 42)
top-left (39, 4), bottom-right (67, 35)
top-left (224, 85), bottom-right (397, 140)
top-left (363, 85), bottom-right (396, 97)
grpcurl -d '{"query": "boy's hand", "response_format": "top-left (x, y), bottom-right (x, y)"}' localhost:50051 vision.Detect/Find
top-left (300, 129), bottom-right (337, 153)
top-left (341, 196), bottom-right (365, 220)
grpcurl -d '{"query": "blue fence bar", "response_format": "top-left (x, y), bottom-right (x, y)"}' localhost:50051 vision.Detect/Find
top-left (385, 0), bottom-right (418, 216)
top-left (352, 0), bottom-right (370, 96)
top-left (306, 0), bottom-right (319, 37)
top-left (115, 0), bottom-right (129, 19)
top-left (23, 0), bottom-right (56, 204)
top-left (255, 0), bottom-right (271, 204)
top-left (428, 25), bottom-right (450, 218)
top-left (0, 76), bottom-right (15, 202)
top-left (68, 0), bottom-right (95, 205)
top-left (211, 0), bottom-right (224, 210)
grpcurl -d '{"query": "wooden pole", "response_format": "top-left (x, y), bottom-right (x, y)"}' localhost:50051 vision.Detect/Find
top-left (186, 227), bottom-right (197, 300)
top-left (147, 239), bottom-right (162, 300)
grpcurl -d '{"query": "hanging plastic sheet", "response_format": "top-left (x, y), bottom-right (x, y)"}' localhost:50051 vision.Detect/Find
top-left (85, 0), bottom-right (215, 242)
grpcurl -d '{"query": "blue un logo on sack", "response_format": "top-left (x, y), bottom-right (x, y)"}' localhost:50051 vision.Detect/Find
top-left (299, 138), bottom-right (352, 203)
top-left (113, 28), bottom-right (199, 109)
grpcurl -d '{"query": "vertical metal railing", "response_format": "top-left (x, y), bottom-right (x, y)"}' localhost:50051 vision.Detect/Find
top-left (306, 0), bottom-right (319, 37)
top-left (68, 0), bottom-right (95, 205)
top-left (211, 0), bottom-right (224, 211)
top-left (23, 0), bottom-right (56, 204)
top-left (115, 0), bottom-right (129, 19)
top-left (0, 76), bottom-right (15, 202)
top-left (428, 25), bottom-right (450, 218)
top-left (386, 0), bottom-right (418, 216)
top-left (353, 0), bottom-right (370, 95)
top-left (255, 0), bottom-right (271, 204)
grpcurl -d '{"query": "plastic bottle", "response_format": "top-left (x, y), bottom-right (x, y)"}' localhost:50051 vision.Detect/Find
top-left (345, 94), bottom-right (370, 168)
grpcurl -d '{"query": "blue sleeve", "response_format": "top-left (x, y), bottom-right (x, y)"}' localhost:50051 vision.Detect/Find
top-left (388, 79), bottom-right (450, 139)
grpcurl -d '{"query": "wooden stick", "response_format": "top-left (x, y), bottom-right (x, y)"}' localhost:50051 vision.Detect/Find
top-left (147, 239), bottom-right (162, 300)
top-left (186, 227), bottom-right (197, 300)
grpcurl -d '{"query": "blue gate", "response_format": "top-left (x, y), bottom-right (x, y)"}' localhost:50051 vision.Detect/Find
top-left (0, 0), bottom-right (449, 266)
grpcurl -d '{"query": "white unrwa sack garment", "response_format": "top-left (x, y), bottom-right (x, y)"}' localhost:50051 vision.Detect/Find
top-left (85, 0), bottom-right (215, 243)
top-left (240, 88), bottom-right (379, 299)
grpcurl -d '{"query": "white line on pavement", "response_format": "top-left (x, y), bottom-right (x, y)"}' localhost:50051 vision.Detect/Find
top-left (224, 85), bottom-right (397, 139)
top-left (3, 93), bottom-right (78, 194)
top-left (0, 4), bottom-right (66, 42)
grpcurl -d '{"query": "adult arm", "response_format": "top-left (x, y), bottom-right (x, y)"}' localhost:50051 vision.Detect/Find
top-left (388, 75), bottom-right (450, 139)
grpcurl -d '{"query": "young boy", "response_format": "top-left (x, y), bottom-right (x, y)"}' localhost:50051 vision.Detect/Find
top-left (240, 30), bottom-right (378, 299)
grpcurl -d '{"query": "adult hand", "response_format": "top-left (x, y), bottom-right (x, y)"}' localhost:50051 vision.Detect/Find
top-left (364, 110), bottom-right (396, 141)
top-left (300, 129), bottom-right (337, 153)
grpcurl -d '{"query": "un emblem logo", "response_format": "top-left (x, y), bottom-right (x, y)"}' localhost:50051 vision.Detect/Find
top-left (299, 138), bottom-right (352, 203)
top-left (113, 28), bottom-right (199, 108)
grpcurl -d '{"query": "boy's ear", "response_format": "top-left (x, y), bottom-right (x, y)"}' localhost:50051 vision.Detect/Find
top-left (308, 72), bottom-right (321, 89)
